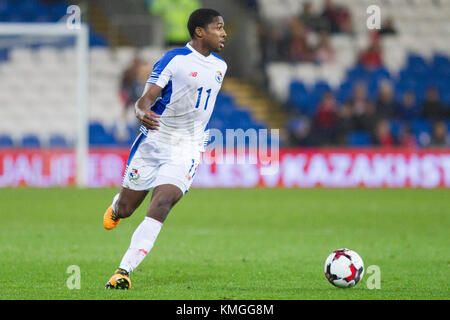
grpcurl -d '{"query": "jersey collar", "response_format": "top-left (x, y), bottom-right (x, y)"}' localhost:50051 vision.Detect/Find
top-left (186, 42), bottom-right (211, 60)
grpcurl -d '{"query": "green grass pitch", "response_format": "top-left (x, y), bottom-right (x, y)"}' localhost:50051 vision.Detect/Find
top-left (0, 188), bottom-right (448, 300)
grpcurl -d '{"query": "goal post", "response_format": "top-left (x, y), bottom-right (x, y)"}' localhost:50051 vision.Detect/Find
top-left (0, 23), bottom-right (90, 187)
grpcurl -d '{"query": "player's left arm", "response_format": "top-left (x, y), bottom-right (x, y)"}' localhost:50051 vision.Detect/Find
top-left (135, 83), bottom-right (163, 130)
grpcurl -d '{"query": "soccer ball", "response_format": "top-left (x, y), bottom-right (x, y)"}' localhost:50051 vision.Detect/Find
top-left (324, 248), bottom-right (364, 288)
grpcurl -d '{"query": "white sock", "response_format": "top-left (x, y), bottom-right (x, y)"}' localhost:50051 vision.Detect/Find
top-left (119, 217), bottom-right (163, 273)
top-left (111, 193), bottom-right (120, 214)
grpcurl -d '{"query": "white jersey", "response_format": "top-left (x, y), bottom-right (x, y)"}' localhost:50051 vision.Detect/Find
top-left (141, 42), bottom-right (227, 151)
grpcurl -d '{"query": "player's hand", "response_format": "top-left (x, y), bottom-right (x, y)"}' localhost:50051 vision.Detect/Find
top-left (138, 110), bottom-right (161, 131)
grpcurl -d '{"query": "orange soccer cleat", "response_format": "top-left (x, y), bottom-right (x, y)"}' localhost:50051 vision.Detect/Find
top-left (103, 205), bottom-right (121, 230)
top-left (105, 269), bottom-right (131, 290)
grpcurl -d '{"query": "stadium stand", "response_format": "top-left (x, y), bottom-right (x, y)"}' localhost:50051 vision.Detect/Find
top-left (260, 0), bottom-right (450, 147)
top-left (0, 0), bottom-right (268, 148)
top-left (0, 0), bottom-right (449, 149)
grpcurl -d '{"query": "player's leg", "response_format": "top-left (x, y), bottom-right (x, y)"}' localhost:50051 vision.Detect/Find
top-left (106, 143), bottom-right (197, 289)
top-left (114, 184), bottom-right (183, 278)
top-left (104, 188), bottom-right (150, 289)
top-left (103, 187), bottom-right (148, 230)
top-left (146, 183), bottom-right (183, 222)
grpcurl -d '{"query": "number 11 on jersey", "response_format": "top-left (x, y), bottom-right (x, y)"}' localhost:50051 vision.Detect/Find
top-left (195, 87), bottom-right (212, 110)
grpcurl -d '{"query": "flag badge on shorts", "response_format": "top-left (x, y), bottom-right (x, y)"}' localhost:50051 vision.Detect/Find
top-left (129, 168), bottom-right (140, 181)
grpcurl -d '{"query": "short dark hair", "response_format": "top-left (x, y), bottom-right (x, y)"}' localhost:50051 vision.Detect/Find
top-left (187, 8), bottom-right (222, 38)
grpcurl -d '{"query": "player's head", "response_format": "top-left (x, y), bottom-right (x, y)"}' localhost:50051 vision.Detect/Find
top-left (188, 8), bottom-right (226, 52)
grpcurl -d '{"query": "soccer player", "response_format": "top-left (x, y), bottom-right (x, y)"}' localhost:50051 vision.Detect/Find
top-left (104, 8), bottom-right (227, 289)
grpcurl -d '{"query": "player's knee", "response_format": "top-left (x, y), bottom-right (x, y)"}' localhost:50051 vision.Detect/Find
top-left (147, 194), bottom-right (180, 222)
top-left (154, 186), bottom-right (182, 207)
top-left (116, 201), bottom-right (135, 218)
top-left (147, 185), bottom-right (183, 221)
top-left (152, 196), bottom-right (175, 213)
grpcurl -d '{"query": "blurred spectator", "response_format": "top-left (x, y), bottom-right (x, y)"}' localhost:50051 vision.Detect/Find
top-left (242, 0), bottom-right (258, 14)
top-left (320, 0), bottom-right (353, 34)
top-left (136, 61), bottom-right (151, 90)
top-left (397, 124), bottom-right (418, 148)
top-left (379, 17), bottom-right (397, 36)
top-left (375, 81), bottom-right (397, 118)
top-left (148, 0), bottom-right (200, 47)
top-left (421, 87), bottom-right (447, 122)
top-left (358, 32), bottom-right (383, 69)
top-left (396, 91), bottom-right (420, 121)
top-left (429, 121), bottom-right (450, 147)
top-left (314, 31), bottom-right (336, 64)
top-left (258, 22), bottom-right (288, 62)
top-left (254, 0), bottom-right (447, 148)
top-left (286, 19), bottom-right (315, 62)
top-left (313, 92), bottom-right (339, 145)
top-left (347, 82), bottom-right (368, 114)
top-left (373, 119), bottom-right (395, 147)
top-left (336, 103), bottom-right (354, 145)
top-left (286, 116), bottom-right (315, 146)
top-left (299, 1), bottom-right (323, 31)
top-left (117, 57), bottom-right (151, 141)
top-left (347, 83), bottom-right (379, 134)
top-left (357, 101), bottom-right (379, 135)
top-left (120, 57), bottom-right (150, 110)
top-left (287, 19), bottom-right (314, 62)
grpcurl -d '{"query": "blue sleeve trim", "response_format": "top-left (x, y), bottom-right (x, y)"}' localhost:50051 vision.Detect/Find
top-left (150, 80), bottom-right (173, 115)
top-left (148, 46), bottom-right (192, 82)
top-left (211, 52), bottom-right (225, 61)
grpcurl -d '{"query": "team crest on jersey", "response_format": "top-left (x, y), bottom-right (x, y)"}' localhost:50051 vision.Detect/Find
top-left (129, 168), bottom-right (140, 181)
top-left (215, 70), bottom-right (223, 83)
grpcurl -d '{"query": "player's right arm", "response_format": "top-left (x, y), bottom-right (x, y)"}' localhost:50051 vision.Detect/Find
top-left (138, 49), bottom-right (178, 130)
top-left (135, 83), bottom-right (162, 131)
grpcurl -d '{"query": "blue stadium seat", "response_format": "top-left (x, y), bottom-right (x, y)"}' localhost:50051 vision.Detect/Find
top-left (411, 119), bottom-right (432, 139)
top-left (395, 76), bottom-right (420, 96)
top-left (31, 13), bottom-right (52, 23)
top-left (370, 66), bottom-right (391, 81)
top-left (0, 48), bottom-right (9, 63)
top-left (336, 81), bottom-right (353, 103)
top-left (442, 91), bottom-right (450, 105)
top-left (310, 81), bottom-right (332, 112)
top-left (89, 122), bottom-right (117, 146)
top-left (0, 135), bottom-right (14, 147)
top-left (0, 11), bottom-right (8, 21)
top-left (406, 54), bottom-right (428, 75)
top-left (217, 92), bottom-right (234, 104)
top-left (303, 93), bottom-right (320, 116)
top-left (389, 120), bottom-right (404, 141)
top-left (347, 132), bottom-right (372, 146)
top-left (0, 0), bottom-right (108, 46)
top-left (49, 134), bottom-right (68, 148)
top-left (214, 93), bottom-right (237, 118)
top-left (20, 0), bottom-right (41, 11)
top-left (282, 53), bottom-right (449, 147)
top-left (346, 65), bottom-right (368, 82)
top-left (313, 80), bottom-right (331, 96)
top-left (90, 33), bottom-right (108, 47)
top-left (288, 81), bottom-right (308, 110)
top-left (48, 3), bottom-right (70, 22)
top-left (445, 120), bottom-right (450, 131)
top-left (6, 13), bottom-right (24, 22)
top-left (21, 135), bottom-right (41, 148)
top-left (431, 54), bottom-right (450, 76)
